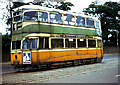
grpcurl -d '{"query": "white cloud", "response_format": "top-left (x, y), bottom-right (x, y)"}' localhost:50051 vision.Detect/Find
top-left (65, 0), bottom-right (120, 13)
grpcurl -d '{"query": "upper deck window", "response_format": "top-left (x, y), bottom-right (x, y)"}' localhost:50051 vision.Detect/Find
top-left (14, 15), bottom-right (22, 22)
top-left (24, 11), bottom-right (38, 21)
top-left (13, 11), bottom-right (22, 16)
top-left (22, 38), bottom-right (38, 49)
top-left (76, 17), bottom-right (85, 27)
top-left (39, 11), bottom-right (48, 22)
top-left (64, 15), bottom-right (75, 25)
top-left (87, 19), bottom-right (95, 28)
top-left (95, 21), bottom-right (99, 29)
top-left (50, 13), bottom-right (63, 24)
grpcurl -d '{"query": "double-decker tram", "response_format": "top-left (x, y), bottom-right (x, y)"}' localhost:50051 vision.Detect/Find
top-left (11, 5), bottom-right (103, 69)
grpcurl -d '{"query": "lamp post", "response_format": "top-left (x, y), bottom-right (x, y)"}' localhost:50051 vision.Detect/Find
top-left (116, 30), bottom-right (119, 48)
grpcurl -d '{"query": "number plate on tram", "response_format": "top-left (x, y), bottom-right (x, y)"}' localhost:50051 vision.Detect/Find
top-left (23, 51), bottom-right (31, 64)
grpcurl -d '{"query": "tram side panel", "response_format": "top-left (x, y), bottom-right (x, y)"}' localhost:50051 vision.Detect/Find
top-left (38, 49), bottom-right (100, 63)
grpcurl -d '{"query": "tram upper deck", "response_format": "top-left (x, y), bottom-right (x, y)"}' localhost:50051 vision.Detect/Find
top-left (12, 5), bottom-right (102, 41)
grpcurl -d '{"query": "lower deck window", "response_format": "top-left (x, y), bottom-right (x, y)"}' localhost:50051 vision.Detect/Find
top-left (12, 41), bottom-right (21, 49)
top-left (22, 39), bottom-right (38, 49)
top-left (39, 38), bottom-right (49, 49)
top-left (51, 39), bottom-right (63, 48)
top-left (66, 39), bottom-right (76, 48)
top-left (97, 40), bottom-right (102, 48)
top-left (77, 39), bottom-right (86, 47)
top-left (88, 40), bottom-right (96, 47)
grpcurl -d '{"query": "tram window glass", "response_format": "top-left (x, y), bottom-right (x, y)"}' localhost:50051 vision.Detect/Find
top-left (51, 39), bottom-right (63, 48)
top-left (12, 41), bottom-right (16, 49)
top-left (65, 39), bottom-right (76, 48)
top-left (97, 40), bottom-right (102, 48)
top-left (77, 39), bottom-right (86, 47)
top-left (22, 39), bottom-right (38, 49)
top-left (13, 11), bottom-right (22, 16)
top-left (16, 41), bottom-right (21, 49)
top-left (45, 38), bottom-right (49, 49)
top-left (76, 17), bottom-right (85, 27)
top-left (95, 21), bottom-right (99, 29)
top-left (12, 41), bottom-right (21, 49)
top-left (39, 11), bottom-right (48, 22)
top-left (88, 40), bottom-right (96, 47)
top-left (13, 24), bottom-right (16, 31)
top-left (87, 19), bottom-right (95, 28)
top-left (64, 15), bottom-right (75, 25)
top-left (24, 11), bottom-right (38, 21)
top-left (39, 38), bottom-right (44, 49)
top-left (14, 15), bottom-right (22, 22)
top-left (39, 38), bottom-right (49, 49)
top-left (50, 13), bottom-right (63, 24)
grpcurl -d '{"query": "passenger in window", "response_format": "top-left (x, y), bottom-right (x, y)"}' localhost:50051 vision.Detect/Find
top-left (39, 12), bottom-right (48, 22)
top-left (64, 15), bottom-right (75, 25)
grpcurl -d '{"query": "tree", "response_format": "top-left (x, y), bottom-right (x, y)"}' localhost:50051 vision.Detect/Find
top-left (56, 2), bottom-right (74, 11)
top-left (83, 1), bottom-right (120, 47)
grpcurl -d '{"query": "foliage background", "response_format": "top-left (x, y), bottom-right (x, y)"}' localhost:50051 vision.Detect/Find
top-left (2, 1), bottom-right (120, 62)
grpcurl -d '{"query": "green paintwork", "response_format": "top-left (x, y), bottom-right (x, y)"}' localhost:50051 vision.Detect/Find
top-left (12, 33), bottom-right (29, 41)
top-left (12, 23), bottom-right (101, 41)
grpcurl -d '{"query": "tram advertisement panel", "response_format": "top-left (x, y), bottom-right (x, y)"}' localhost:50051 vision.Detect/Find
top-left (23, 51), bottom-right (31, 64)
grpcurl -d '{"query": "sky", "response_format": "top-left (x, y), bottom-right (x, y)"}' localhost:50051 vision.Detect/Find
top-left (65, 0), bottom-right (120, 13)
top-left (0, 0), bottom-right (119, 35)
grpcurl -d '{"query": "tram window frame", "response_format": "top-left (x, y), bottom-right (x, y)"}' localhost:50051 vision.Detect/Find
top-left (24, 11), bottom-right (38, 21)
top-left (13, 23), bottom-right (16, 31)
top-left (86, 19), bottom-right (95, 28)
top-left (49, 12), bottom-right (63, 24)
top-left (12, 41), bottom-right (21, 50)
top-left (39, 37), bottom-right (49, 49)
top-left (51, 38), bottom-right (64, 49)
top-left (88, 39), bottom-right (96, 48)
top-left (13, 11), bottom-right (22, 16)
top-left (95, 21), bottom-right (100, 29)
top-left (97, 40), bottom-right (102, 48)
top-left (64, 14), bottom-right (75, 26)
top-left (39, 11), bottom-right (48, 23)
top-left (76, 17), bottom-right (85, 27)
top-left (77, 39), bottom-right (86, 48)
top-left (13, 15), bottom-right (22, 22)
top-left (22, 38), bottom-right (38, 49)
top-left (65, 38), bottom-right (76, 48)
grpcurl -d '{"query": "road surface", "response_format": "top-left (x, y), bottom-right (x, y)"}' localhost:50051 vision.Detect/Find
top-left (1, 54), bottom-right (120, 84)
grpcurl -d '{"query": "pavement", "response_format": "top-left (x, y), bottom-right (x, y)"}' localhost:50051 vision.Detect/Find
top-left (0, 62), bottom-right (11, 66)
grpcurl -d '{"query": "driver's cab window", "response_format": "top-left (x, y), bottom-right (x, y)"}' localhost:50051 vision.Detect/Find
top-left (22, 38), bottom-right (38, 49)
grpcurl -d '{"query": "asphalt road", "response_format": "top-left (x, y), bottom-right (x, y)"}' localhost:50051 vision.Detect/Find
top-left (1, 54), bottom-right (120, 84)
top-left (44, 66), bottom-right (119, 83)
top-left (43, 54), bottom-right (119, 83)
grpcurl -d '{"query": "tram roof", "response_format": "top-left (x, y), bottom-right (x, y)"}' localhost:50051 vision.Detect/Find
top-left (13, 5), bottom-right (99, 20)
